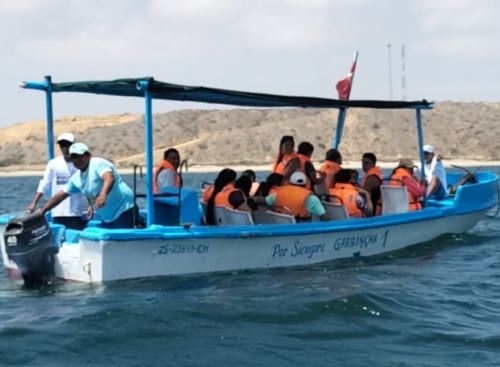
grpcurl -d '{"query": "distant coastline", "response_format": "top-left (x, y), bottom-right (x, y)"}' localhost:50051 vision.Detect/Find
top-left (2, 103), bottom-right (500, 172)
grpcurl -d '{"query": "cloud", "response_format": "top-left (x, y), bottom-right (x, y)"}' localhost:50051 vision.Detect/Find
top-left (237, 11), bottom-right (328, 50)
top-left (0, 0), bottom-right (41, 13)
top-left (413, 0), bottom-right (500, 56)
top-left (227, 0), bottom-right (370, 51)
top-left (417, 0), bottom-right (497, 33)
top-left (148, 0), bottom-right (234, 18)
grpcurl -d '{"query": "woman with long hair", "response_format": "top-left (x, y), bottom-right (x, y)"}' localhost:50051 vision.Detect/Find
top-left (233, 175), bottom-right (258, 211)
top-left (272, 136), bottom-right (296, 174)
top-left (254, 173), bottom-right (284, 198)
top-left (205, 168), bottom-right (237, 225)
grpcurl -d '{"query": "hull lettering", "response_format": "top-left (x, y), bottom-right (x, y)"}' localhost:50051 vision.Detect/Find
top-left (157, 243), bottom-right (209, 256)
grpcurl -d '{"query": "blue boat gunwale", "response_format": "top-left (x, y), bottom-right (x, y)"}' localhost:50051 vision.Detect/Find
top-left (79, 210), bottom-right (447, 241)
top-left (78, 172), bottom-right (498, 242)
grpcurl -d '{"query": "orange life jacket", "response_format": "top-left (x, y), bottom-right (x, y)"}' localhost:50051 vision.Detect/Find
top-left (152, 159), bottom-right (180, 193)
top-left (360, 166), bottom-right (384, 214)
top-left (389, 168), bottom-right (422, 210)
top-left (318, 161), bottom-right (341, 189)
top-left (214, 183), bottom-right (243, 209)
top-left (272, 153), bottom-right (298, 175)
top-left (330, 183), bottom-right (364, 218)
top-left (273, 185), bottom-right (311, 219)
top-left (360, 166), bottom-right (384, 188)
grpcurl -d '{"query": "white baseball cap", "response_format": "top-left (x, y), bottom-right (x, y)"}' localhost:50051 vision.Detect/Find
top-left (423, 144), bottom-right (434, 154)
top-left (57, 132), bottom-right (75, 143)
top-left (290, 171), bottom-right (307, 186)
top-left (69, 142), bottom-right (89, 155)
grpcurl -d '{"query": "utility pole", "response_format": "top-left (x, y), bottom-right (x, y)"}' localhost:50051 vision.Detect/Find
top-left (387, 43), bottom-right (393, 100)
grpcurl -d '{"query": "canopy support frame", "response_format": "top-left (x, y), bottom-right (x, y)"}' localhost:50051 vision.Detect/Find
top-left (137, 79), bottom-right (155, 227)
top-left (44, 75), bottom-right (55, 160)
top-left (415, 108), bottom-right (427, 207)
top-left (332, 107), bottom-right (347, 149)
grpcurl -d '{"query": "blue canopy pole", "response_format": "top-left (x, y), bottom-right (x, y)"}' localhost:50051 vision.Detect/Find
top-left (332, 107), bottom-right (347, 148)
top-left (44, 75), bottom-right (55, 160)
top-left (415, 108), bottom-right (427, 207)
top-left (137, 79), bottom-right (154, 226)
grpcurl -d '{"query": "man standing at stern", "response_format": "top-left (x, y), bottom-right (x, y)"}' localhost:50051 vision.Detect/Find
top-left (27, 133), bottom-right (87, 230)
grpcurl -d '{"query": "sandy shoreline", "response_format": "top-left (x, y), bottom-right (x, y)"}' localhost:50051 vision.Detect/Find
top-left (0, 160), bottom-right (498, 177)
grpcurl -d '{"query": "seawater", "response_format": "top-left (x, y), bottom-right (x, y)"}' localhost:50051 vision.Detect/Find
top-left (0, 170), bottom-right (500, 366)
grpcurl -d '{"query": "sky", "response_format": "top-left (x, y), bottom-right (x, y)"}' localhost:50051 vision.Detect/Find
top-left (1, 0), bottom-right (499, 127)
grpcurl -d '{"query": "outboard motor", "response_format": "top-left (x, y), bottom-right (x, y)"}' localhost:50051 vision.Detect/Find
top-left (4, 213), bottom-right (57, 287)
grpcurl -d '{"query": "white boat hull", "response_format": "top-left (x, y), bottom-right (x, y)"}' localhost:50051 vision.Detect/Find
top-left (52, 209), bottom-right (486, 283)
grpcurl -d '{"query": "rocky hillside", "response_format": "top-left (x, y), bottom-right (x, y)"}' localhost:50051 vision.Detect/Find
top-left (1, 101), bottom-right (499, 170)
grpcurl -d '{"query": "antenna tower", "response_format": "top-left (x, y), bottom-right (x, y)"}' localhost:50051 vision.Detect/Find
top-left (401, 44), bottom-right (407, 100)
top-left (387, 43), bottom-right (393, 100)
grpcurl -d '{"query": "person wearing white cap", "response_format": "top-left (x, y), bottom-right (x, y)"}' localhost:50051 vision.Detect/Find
top-left (36, 142), bottom-right (135, 229)
top-left (264, 171), bottom-right (328, 221)
top-left (423, 144), bottom-right (448, 199)
top-left (27, 132), bottom-right (87, 230)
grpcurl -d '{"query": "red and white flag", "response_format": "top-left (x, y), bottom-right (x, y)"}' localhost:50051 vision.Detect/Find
top-left (336, 51), bottom-right (358, 100)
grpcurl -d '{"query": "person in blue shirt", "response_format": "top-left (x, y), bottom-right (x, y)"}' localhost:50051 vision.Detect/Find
top-left (36, 143), bottom-right (136, 229)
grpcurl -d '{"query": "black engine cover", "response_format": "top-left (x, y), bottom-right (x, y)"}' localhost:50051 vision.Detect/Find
top-left (5, 213), bottom-right (57, 287)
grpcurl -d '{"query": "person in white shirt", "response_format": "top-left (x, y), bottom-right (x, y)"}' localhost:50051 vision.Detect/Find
top-left (423, 144), bottom-right (448, 199)
top-left (27, 133), bottom-right (87, 229)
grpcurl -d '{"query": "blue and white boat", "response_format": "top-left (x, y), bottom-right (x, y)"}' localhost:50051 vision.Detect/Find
top-left (0, 76), bottom-right (498, 284)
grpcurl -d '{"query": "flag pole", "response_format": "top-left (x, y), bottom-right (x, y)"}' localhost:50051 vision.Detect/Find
top-left (332, 51), bottom-right (358, 149)
top-left (346, 50), bottom-right (358, 100)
